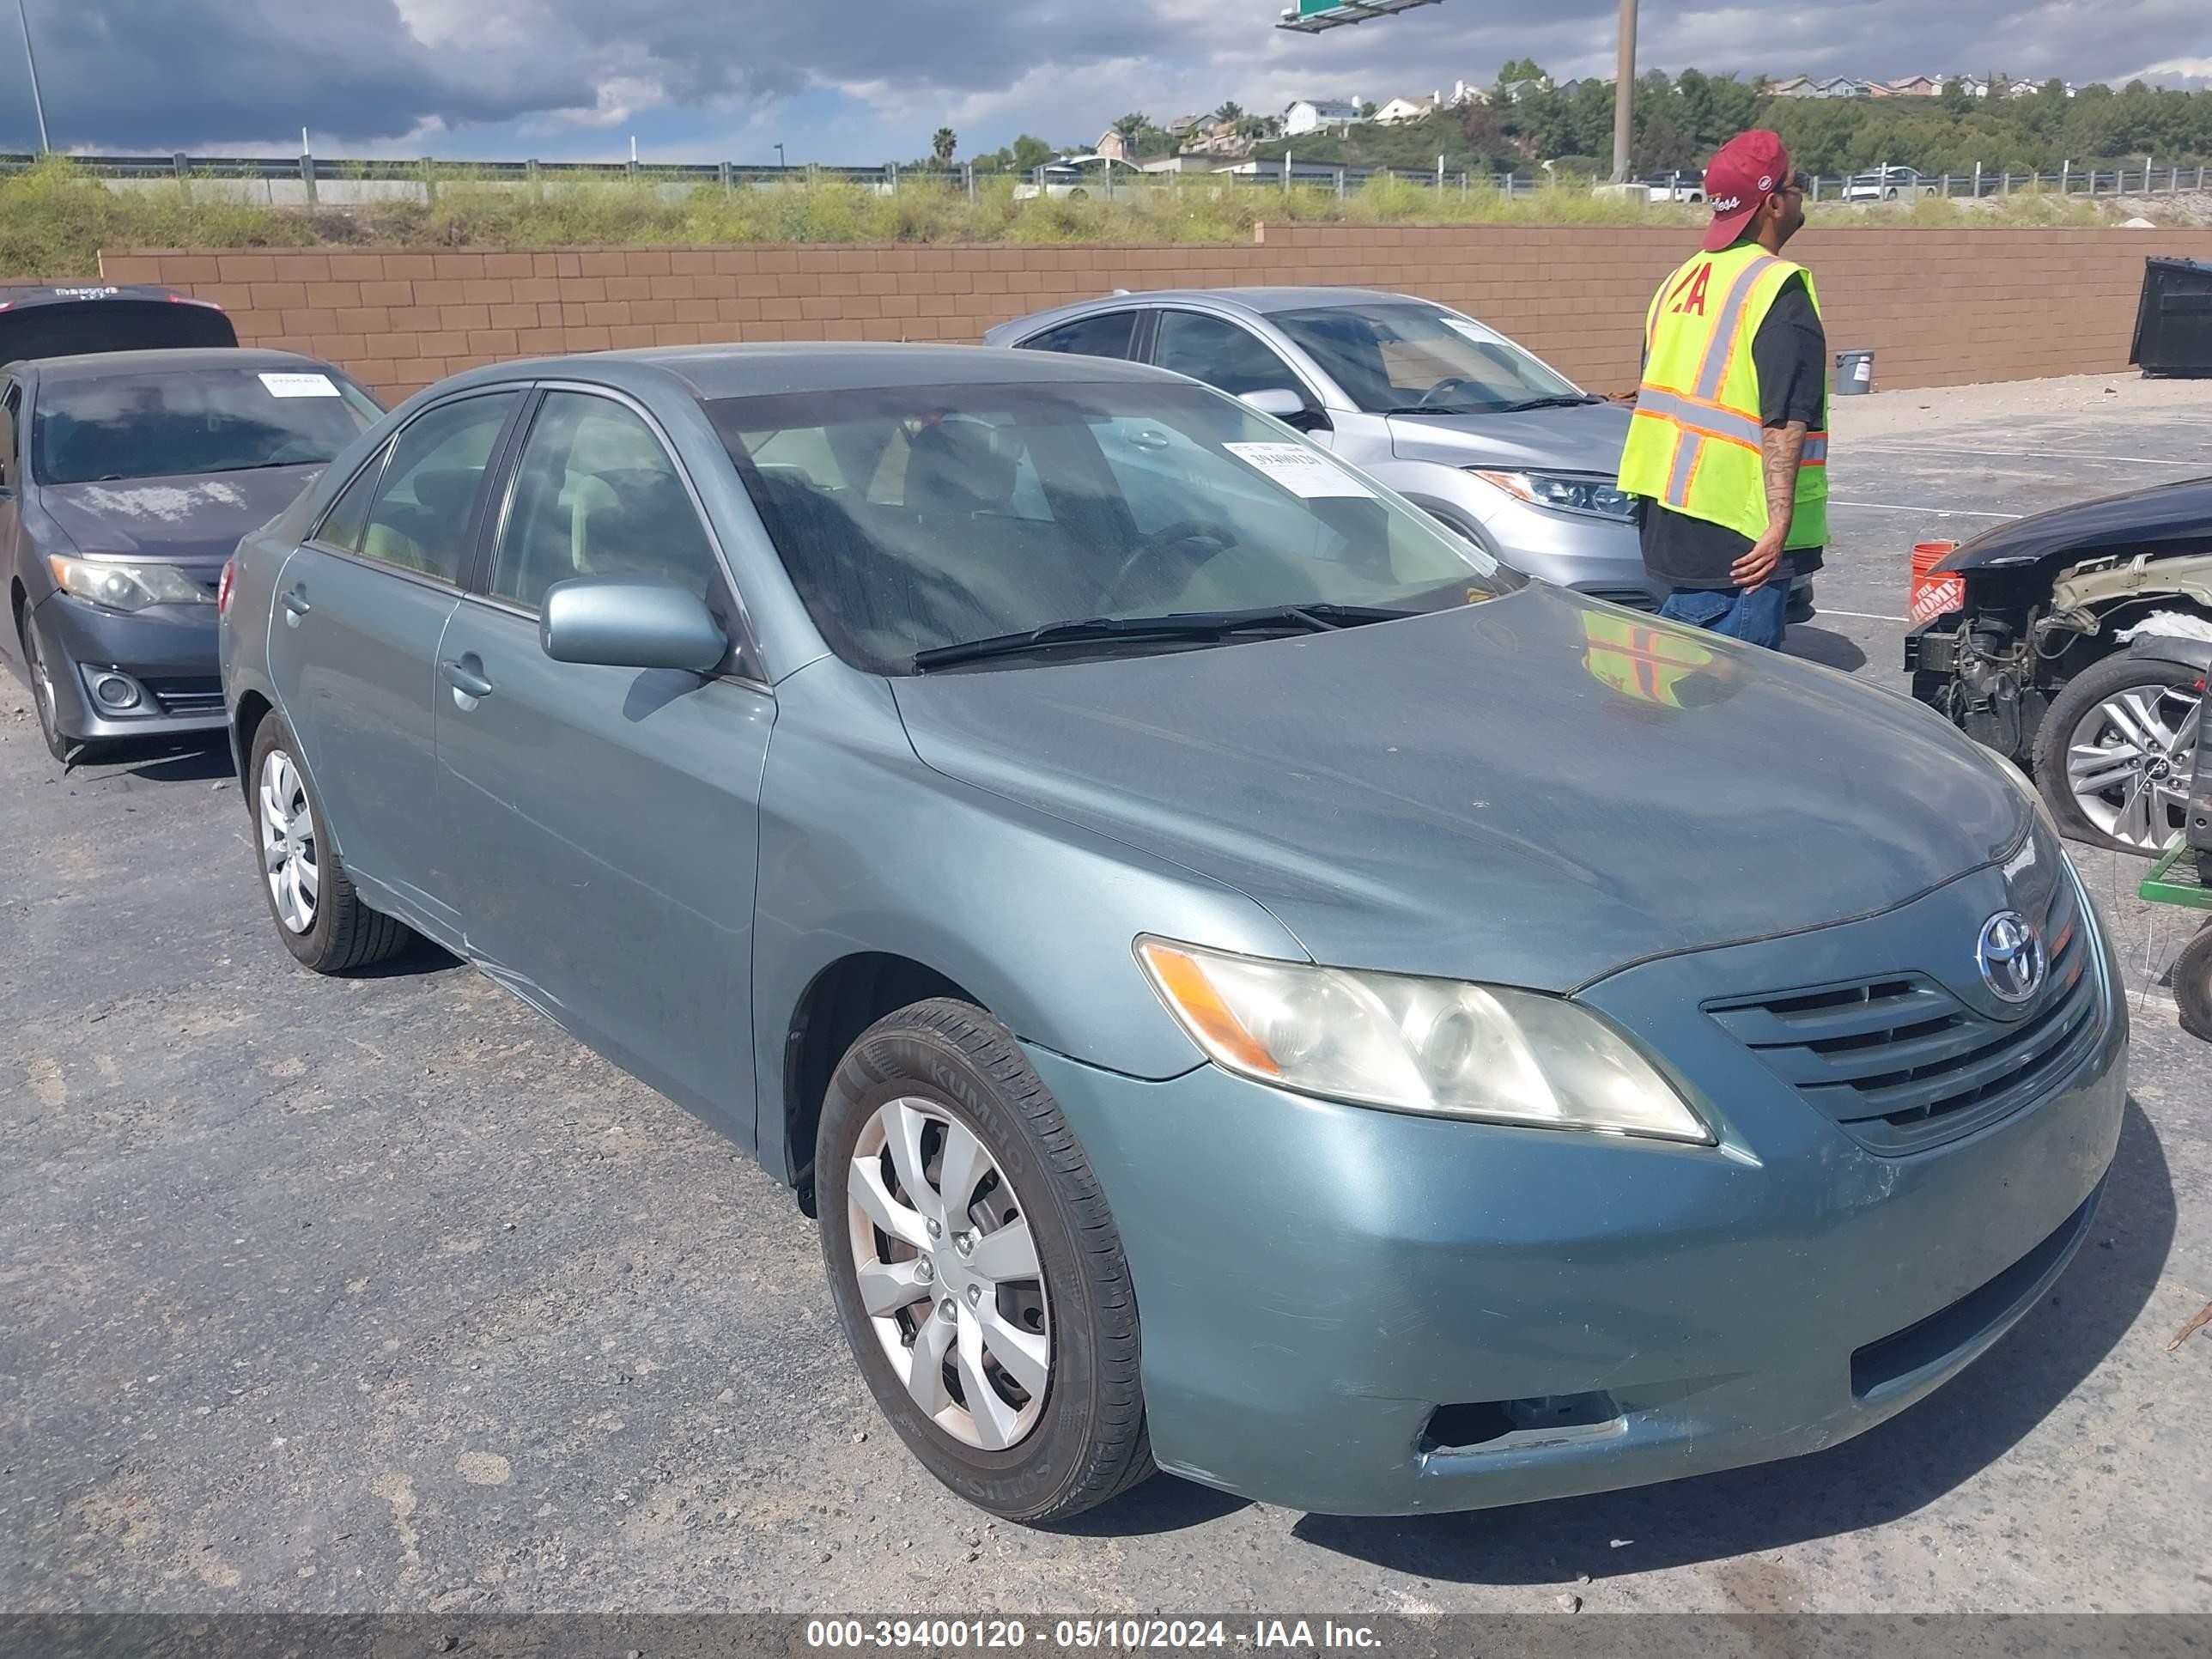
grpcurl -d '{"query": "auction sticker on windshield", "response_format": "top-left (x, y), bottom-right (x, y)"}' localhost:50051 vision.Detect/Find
top-left (1222, 441), bottom-right (1373, 499)
top-left (258, 372), bottom-right (342, 398)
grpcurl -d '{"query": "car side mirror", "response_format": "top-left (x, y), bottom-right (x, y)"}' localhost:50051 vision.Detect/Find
top-left (1241, 386), bottom-right (1332, 434)
top-left (540, 577), bottom-right (728, 673)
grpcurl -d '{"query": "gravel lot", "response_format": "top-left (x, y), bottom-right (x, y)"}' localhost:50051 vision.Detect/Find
top-left (3, 371), bottom-right (2209, 1616)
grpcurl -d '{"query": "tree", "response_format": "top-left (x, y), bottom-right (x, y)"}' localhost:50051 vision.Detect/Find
top-left (931, 126), bottom-right (957, 165)
top-left (1011, 134), bottom-right (1054, 173)
top-left (1214, 100), bottom-right (1244, 129)
top-left (1113, 112), bottom-right (1151, 146)
top-left (1497, 58), bottom-right (1547, 85)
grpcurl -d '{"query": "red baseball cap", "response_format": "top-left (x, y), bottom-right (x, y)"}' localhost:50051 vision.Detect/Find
top-left (1701, 131), bottom-right (1793, 251)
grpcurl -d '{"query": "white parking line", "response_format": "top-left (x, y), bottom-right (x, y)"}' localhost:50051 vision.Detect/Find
top-left (1827, 499), bottom-right (2020, 518)
top-left (1846, 442), bottom-right (2205, 466)
top-left (1816, 609), bottom-right (1908, 623)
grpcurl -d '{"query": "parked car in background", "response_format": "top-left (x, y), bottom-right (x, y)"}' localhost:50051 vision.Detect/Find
top-left (1906, 476), bottom-right (2210, 853)
top-left (1844, 165), bottom-right (1936, 201)
top-left (1012, 155), bottom-right (1146, 202)
top-left (3, 322), bottom-right (383, 763)
top-left (986, 286), bottom-right (1814, 617)
top-left (225, 342), bottom-right (2118, 1525)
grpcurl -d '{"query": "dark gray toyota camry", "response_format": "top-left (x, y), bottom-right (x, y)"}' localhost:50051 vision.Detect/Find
top-left (220, 342), bottom-right (2125, 1522)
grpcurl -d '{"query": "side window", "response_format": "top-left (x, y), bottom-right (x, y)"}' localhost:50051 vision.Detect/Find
top-left (1152, 311), bottom-right (1302, 398)
top-left (1021, 310), bottom-right (1138, 360)
top-left (357, 392), bottom-right (520, 583)
top-left (314, 444), bottom-right (388, 553)
top-left (0, 382), bottom-right (19, 489)
top-left (490, 392), bottom-right (722, 612)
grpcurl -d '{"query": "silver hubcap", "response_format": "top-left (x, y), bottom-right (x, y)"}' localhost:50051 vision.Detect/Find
top-left (2065, 683), bottom-right (2201, 851)
top-left (258, 750), bottom-right (319, 934)
top-left (846, 1097), bottom-right (1050, 1451)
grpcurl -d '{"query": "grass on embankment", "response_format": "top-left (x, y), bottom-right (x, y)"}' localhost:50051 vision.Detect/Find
top-left (0, 154), bottom-right (2145, 280)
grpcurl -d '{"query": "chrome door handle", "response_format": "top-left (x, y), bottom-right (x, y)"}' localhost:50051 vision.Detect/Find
top-left (441, 659), bottom-right (493, 700)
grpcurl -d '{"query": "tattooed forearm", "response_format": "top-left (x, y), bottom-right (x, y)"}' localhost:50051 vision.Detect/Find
top-left (1761, 421), bottom-right (1807, 535)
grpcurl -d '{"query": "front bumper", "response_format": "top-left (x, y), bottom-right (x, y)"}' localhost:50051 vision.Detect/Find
top-left (1031, 877), bottom-right (2125, 1516)
top-left (32, 591), bottom-right (226, 740)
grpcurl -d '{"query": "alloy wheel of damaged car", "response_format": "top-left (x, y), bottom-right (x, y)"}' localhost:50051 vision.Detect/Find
top-left (2034, 653), bottom-right (2203, 854)
top-left (18, 610), bottom-right (70, 763)
top-left (246, 714), bottom-right (415, 973)
top-left (818, 1000), bottom-right (1152, 1521)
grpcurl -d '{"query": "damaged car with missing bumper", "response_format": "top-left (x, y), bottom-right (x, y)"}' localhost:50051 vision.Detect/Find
top-left (1906, 476), bottom-right (2210, 854)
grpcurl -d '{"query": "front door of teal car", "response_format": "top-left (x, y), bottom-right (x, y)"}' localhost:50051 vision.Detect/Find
top-left (434, 387), bottom-right (771, 1134)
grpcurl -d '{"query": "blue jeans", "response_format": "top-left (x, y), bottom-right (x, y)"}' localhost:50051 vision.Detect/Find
top-left (1660, 584), bottom-right (1789, 650)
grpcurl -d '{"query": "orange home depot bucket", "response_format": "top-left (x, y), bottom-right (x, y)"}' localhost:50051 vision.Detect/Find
top-left (1909, 539), bottom-right (1964, 628)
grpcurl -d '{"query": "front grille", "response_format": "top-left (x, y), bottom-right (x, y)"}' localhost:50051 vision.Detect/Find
top-left (1706, 870), bottom-right (2105, 1156)
top-left (141, 675), bottom-right (224, 717)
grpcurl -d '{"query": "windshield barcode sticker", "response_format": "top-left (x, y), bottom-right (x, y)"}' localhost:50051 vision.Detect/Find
top-left (1222, 441), bottom-right (1373, 499)
top-left (259, 372), bottom-right (341, 398)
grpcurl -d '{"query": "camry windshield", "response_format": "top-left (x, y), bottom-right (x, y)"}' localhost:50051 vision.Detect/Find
top-left (1271, 303), bottom-right (1589, 416)
top-left (710, 380), bottom-right (1507, 673)
top-left (33, 367), bottom-right (380, 486)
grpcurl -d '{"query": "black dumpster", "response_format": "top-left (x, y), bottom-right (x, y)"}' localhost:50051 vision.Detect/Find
top-left (2130, 257), bottom-right (2212, 376)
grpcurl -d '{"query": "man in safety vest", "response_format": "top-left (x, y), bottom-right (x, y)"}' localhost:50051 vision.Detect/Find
top-left (1618, 130), bottom-right (1827, 651)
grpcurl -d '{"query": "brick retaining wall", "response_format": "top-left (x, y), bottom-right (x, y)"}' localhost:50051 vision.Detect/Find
top-left (98, 226), bottom-right (2212, 405)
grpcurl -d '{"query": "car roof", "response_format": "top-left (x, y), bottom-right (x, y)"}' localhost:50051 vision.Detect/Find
top-left (430, 341), bottom-right (1186, 403)
top-left (0, 283), bottom-right (208, 310)
top-left (20, 347), bottom-right (343, 383)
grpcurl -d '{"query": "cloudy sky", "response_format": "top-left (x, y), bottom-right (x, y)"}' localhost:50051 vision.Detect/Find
top-left (0, 0), bottom-right (2203, 162)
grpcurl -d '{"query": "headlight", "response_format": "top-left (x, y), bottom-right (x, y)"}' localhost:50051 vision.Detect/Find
top-left (49, 555), bottom-right (213, 613)
top-left (1135, 938), bottom-right (1711, 1143)
top-left (1472, 469), bottom-right (1636, 523)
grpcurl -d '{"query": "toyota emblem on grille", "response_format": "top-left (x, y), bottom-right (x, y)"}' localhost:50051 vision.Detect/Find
top-left (1976, 910), bottom-right (2046, 1005)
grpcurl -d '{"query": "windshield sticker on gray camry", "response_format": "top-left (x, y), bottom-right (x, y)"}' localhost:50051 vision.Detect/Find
top-left (258, 372), bottom-right (341, 398)
top-left (1221, 441), bottom-right (1374, 500)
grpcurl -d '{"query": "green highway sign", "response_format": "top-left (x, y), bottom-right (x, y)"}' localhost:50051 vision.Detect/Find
top-left (1278, 0), bottom-right (1442, 33)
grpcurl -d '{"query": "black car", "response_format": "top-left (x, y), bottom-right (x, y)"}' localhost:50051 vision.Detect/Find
top-left (0, 286), bottom-right (382, 763)
top-left (1906, 475), bottom-right (2210, 853)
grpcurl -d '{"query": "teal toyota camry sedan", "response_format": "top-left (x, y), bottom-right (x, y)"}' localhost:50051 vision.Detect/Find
top-left (220, 343), bottom-right (2126, 1522)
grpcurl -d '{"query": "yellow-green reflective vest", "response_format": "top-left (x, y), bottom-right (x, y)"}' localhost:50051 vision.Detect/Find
top-left (1617, 242), bottom-right (1829, 550)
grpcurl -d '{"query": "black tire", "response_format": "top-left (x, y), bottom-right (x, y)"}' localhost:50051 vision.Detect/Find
top-left (2033, 652), bottom-right (2204, 854)
top-left (18, 606), bottom-right (73, 764)
top-left (246, 712), bottom-right (413, 973)
top-left (817, 999), bottom-right (1152, 1522)
top-left (2177, 926), bottom-right (2212, 1042)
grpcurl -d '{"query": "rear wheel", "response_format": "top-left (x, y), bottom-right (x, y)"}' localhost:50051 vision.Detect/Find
top-left (817, 1000), bottom-right (1151, 1522)
top-left (2034, 653), bottom-right (2203, 854)
top-left (247, 713), bottom-right (413, 972)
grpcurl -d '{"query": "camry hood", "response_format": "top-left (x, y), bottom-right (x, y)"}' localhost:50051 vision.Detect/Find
top-left (892, 585), bottom-right (2028, 991)
top-left (37, 466), bottom-right (322, 565)
top-left (1386, 398), bottom-right (1633, 473)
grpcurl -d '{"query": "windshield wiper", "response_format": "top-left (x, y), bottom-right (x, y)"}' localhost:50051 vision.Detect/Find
top-left (911, 603), bottom-right (1411, 671)
top-left (1495, 394), bottom-right (1606, 411)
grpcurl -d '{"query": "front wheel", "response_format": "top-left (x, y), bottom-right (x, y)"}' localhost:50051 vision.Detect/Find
top-left (2175, 926), bottom-right (2212, 1042)
top-left (18, 606), bottom-right (74, 764)
top-left (817, 1000), bottom-right (1152, 1522)
top-left (246, 713), bottom-right (414, 972)
top-left (2033, 652), bottom-right (2203, 854)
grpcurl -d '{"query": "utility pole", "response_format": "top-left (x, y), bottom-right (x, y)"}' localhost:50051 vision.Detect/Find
top-left (1609, 0), bottom-right (1637, 182)
top-left (15, 0), bottom-right (50, 153)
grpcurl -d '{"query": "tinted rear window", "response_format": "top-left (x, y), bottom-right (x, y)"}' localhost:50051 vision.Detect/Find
top-left (33, 367), bottom-right (380, 486)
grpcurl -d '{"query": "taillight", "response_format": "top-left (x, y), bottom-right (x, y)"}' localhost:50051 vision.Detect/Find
top-left (216, 558), bottom-right (235, 617)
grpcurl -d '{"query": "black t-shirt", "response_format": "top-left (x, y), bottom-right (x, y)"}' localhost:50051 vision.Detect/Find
top-left (1638, 268), bottom-right (1828, 592)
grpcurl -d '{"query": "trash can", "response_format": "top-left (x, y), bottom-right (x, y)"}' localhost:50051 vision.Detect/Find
top-left (1834, 349), bottom-right (1875, 395)
top-left (2130, 257), bottom-right (2212, 376)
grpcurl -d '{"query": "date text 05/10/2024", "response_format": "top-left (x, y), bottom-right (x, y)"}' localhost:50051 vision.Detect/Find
top-left (803, 1619), bottom-right (1383, 1650)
